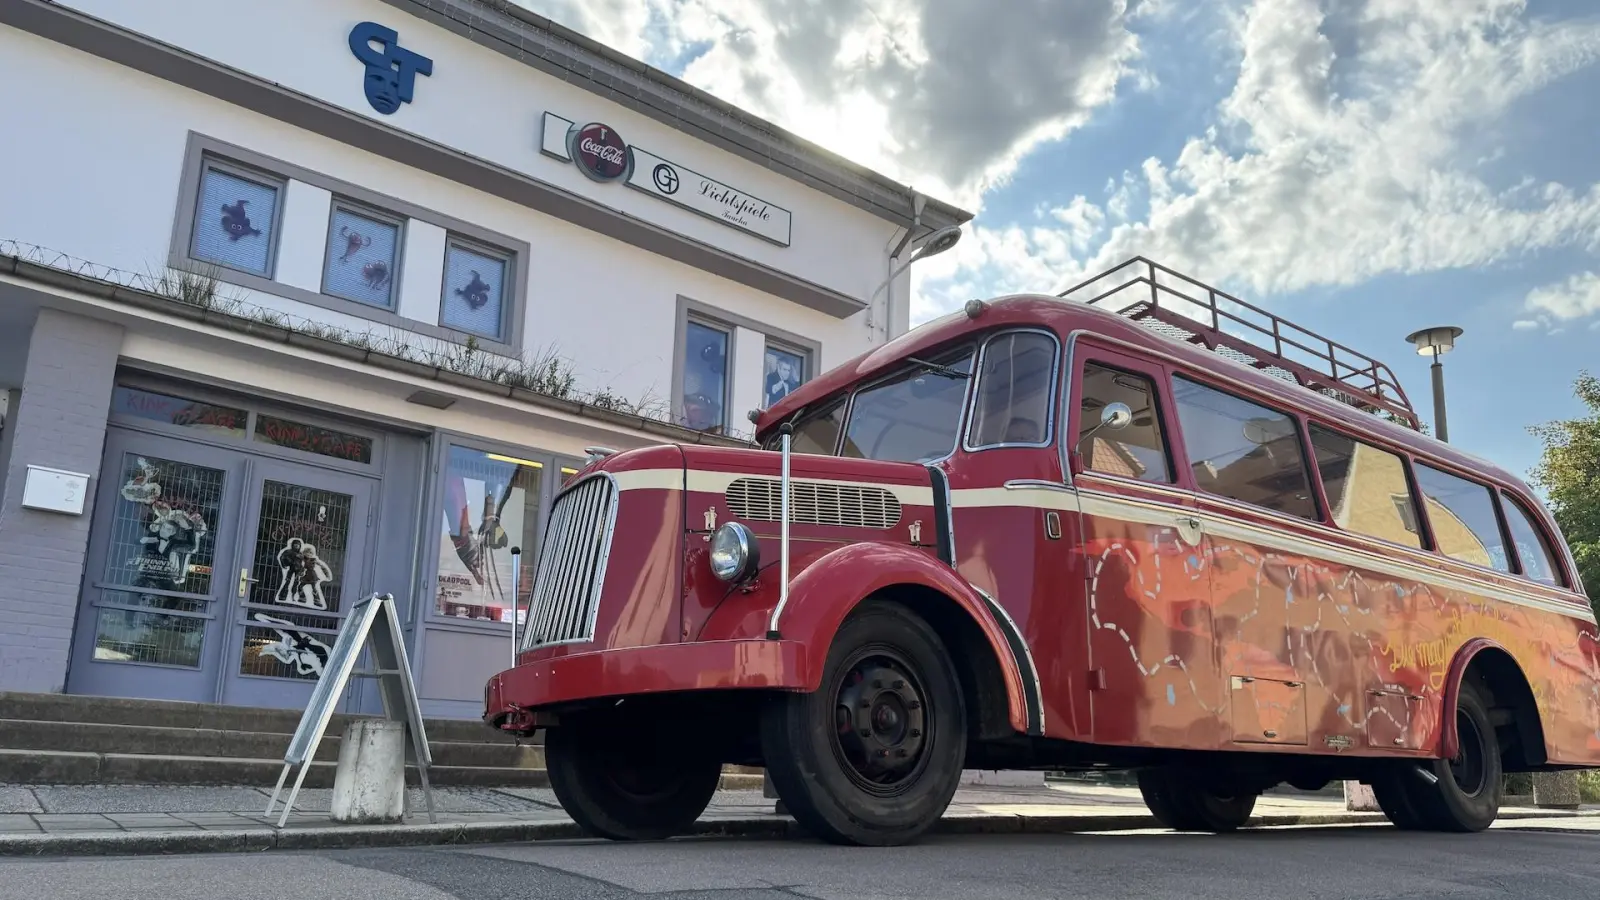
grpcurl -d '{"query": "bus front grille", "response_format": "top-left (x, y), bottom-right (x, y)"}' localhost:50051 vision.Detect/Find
top-left (523, 474), bottom-right (617, 648)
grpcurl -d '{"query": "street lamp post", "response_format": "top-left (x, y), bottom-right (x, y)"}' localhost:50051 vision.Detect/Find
top-left (1405, 326), bottom-right (1463, 442)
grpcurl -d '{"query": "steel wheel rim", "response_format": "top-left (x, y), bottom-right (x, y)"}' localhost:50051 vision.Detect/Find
top-left (829, 645), bottom-right (933, 797)
top-left (1450, 709), bottom-right (1488, 798)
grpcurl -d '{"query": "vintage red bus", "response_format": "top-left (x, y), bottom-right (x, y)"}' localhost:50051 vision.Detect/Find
top-left (483, 257), bottom-right (1600, 846)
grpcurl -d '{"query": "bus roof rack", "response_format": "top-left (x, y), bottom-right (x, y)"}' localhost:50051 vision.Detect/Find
top-left (1057, 257), bottom-right (1421, 430)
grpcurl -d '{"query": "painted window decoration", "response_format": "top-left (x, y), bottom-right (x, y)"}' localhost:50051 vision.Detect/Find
top-left (323, 204), bottom-right (401, 308)
top-left (681, 320), bottom-right (729, 433)
top-left (1076, 363), bottom-right (1172, 484)
top-left (190, 161), bottom-right (280, 276)
top-left (254, 414), bottom-right (373, 464)
top-left (440, 241), bottom-right (508, 340)
top-left (763, 343), bottom-right (807, 409)
top-left (436, 446), bottom-right (543, 624)
top-left (1412, 464), bottom-right (1512, 572)
top-left (102, 454), bottom-right (223, 594)
top-left (110, 385), bottom-right (247, 439)
top-left (237, 480), bottom-right (353, 680)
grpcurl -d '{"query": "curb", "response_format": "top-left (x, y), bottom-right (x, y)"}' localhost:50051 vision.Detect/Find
top-left (0, 808), bottom-right (1589, 858)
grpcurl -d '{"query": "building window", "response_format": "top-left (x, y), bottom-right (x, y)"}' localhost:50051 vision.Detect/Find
top-left (440, 239), bottom-right (510, 340)
top-left (1499, 491), bottom-right (1566, 587)
top-left (1075, 363), bottom-right (1172, 483)
top-left (110, 385), bottom-right (248, 439)
top-left (764, 341), bottom-right (808, 408)
top-left (969, 330), bottom-right (1058, 449)
top-left (1170, 376), bottom-right (1318, 519)
top-left (840, 348), bottom-right (974, 463)
top-left (1308, 425), bottom-right (1423, 549)
top-left (1412, 464), bottom-right (1511, 572)
top-left (681, 318), bottom-right (732, 433)
top-left (189, 159), bottom-right (283, 277)
top-left (254, 414), bottom-right (374, 464)
top-left (323, 203), bottom-right (402, 309)
top-left (435, 446), bottom-right (543, 624)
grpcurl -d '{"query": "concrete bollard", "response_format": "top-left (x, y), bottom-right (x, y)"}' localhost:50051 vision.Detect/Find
top-left (1532, 770), bottom-right (1581, 810)
top-left (1343, 780), bottom-right (1382, 812)
top-left (330, 719), bottom-right (407, 824)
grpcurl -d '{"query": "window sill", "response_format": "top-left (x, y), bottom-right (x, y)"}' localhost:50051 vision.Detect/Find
top-left (169, 255), bottom-right (520, 357)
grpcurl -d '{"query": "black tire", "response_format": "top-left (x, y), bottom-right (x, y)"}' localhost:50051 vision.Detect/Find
top-left (545, 717), bottom-right (723, 841)
top-left (1404, 680), bottom-right (1503, 832)
top-left (1136, 767), bottom-right (1257, 832)
top-left (760, 599), bottom-right (967, 846)
top-left (1370, 770), bottom-right (1429, 830)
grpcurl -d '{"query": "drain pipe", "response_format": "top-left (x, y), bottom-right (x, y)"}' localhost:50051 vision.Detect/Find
top-left (876, 191), bottom-right (927, 344)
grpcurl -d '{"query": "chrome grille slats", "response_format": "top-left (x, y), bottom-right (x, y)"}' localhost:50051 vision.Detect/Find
top-left (522, 474), bottom-right (617, 648)
top-left (725, 477), bottom-right (901, 529)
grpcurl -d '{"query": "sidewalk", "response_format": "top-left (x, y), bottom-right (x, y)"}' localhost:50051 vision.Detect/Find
top-left (1, 781), bottom-right (1595, 856)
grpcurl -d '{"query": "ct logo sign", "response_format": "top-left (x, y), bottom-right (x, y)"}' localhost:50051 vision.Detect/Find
top-left (567, 122), bottom-right (632, 183)
top-left (348, 22), bottom-right (434, 115)
top-left (652, 163), bottom-right (680, 195)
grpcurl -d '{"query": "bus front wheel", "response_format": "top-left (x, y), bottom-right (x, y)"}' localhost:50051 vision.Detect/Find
top-left (760, 598), bottom-right (968, 847)
top-left (1137, 767), bottom-right (1259, 832)
top-left (545, 716), bottom-right (723, 841)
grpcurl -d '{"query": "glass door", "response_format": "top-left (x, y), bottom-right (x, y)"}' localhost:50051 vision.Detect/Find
top-left (67, 431), bottom-right (245, 702)
top-left (219, 458), bottom-right (377, 710)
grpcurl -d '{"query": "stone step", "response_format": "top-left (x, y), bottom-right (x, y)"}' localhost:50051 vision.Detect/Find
top-left (0, 719), bottom-right (544, 769)
top-left (0, 748), bottom-right (766, 790)
top-left (0, 691), bottom-right (518, 745)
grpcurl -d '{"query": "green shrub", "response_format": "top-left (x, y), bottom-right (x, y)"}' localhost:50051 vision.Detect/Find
top-left (1579, 770), bottom-right (1600, 805)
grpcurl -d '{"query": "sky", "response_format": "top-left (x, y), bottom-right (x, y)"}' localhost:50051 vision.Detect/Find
top-left (512, 0), bottom-right (1600, 487)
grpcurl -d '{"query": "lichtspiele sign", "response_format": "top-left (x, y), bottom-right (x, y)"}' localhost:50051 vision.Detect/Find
top-left (539, 112), bottom-right (792, 247)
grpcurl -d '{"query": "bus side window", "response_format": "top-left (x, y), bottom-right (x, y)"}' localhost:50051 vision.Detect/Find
top-left (1169, 375), bottom-right (1318, 520)
top-left (968, 330), bottom-right (1058, 449)
top-left (1412, 464), bottom-right (1512, 572)
top-left (791, 400), bottom-right (846, 455)
top-left (1075, 363), bottom-right (1172, 483)
top-left (1307, 424), bottom-right (1424, 549)
top-left (1499, 491), bottom-right (1568, 588)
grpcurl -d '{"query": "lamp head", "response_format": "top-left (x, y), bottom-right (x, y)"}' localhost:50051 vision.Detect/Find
top-left (1406, 325), bottom-right (1463, 357)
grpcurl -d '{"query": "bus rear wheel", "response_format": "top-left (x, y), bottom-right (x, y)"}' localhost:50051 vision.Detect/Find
top-left (760, 599), bottom-right (967, 847)
top-left (1137, 767), bottom-right (1258, 832)
top-left (545, 717), bottom-right (723, 841)
top-left (1373, 680), bottom-right (1502, 833)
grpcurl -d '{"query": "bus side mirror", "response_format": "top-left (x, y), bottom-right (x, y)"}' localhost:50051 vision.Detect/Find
top-left (1075, 401), bottom-right (1134, 463)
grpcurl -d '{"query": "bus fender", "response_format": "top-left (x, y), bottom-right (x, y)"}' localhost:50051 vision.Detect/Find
top-left (1439, 638), bottom-right (1536, 761)
top-left (771, 541), bottom-right (1040, 736)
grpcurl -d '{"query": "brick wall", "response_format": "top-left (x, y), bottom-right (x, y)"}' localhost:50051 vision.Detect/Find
top-left (0, 308), bottom-right (124, 693)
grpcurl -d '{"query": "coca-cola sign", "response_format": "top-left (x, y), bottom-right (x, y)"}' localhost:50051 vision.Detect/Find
top-left (568, 122), bottom-right (631, 183)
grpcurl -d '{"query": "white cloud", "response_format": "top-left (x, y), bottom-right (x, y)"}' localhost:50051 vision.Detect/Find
top-left (515, 0), bottom-right (1156, 207)
top-left (1519, 270), bottom-right (1600, 332)
top-left (916, 0), bottom-right (1600, 315)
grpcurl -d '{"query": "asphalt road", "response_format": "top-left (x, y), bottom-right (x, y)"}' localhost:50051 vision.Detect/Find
top-left (3, 823), bottom-right (1599, 900)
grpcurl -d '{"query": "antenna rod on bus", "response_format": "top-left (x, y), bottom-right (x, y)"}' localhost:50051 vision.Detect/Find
top-left (767, 423), bottom-right (794, 640)
top-left (508, 546), bottom-right (522, 669)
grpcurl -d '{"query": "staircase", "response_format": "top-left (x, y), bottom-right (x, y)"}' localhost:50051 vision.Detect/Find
top-left (0, 692), bottom-right (764, 789)
top-left (0, 691), bottom-right (543, 789)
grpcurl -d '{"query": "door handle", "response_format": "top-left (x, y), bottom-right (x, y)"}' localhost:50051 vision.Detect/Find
top-left (1173, 515), bottom-right (1203, 546)
top-left (237, 568), bottom-right (259, 599)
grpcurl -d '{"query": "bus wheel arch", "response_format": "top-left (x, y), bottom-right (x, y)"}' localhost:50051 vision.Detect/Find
top-left (1442, 640), bottom-right (1547, 771)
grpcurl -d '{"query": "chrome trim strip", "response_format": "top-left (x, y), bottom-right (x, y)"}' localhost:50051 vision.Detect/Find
top-left (1076, 487), bottom-right (1596, 624)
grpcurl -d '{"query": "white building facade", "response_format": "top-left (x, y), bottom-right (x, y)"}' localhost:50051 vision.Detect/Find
top-left (0, 0), bottom-right (969, 718)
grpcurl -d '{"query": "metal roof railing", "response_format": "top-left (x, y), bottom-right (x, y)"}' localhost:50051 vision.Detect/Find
top-left (1057, 258), bottom-right (1420, 429)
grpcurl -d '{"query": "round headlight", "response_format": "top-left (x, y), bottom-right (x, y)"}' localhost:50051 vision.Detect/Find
top-left (709, 522), bottom-right (760, 582)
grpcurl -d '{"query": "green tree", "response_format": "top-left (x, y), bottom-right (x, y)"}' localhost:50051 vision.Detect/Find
top-left (1527, 371), bottom-right (1600, 619)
